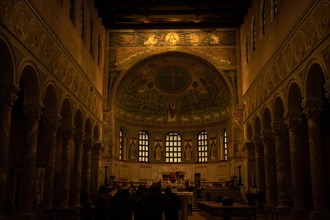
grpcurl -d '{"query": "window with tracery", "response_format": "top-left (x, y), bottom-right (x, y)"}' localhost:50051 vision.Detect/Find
top-left (138, 130), bottom-right (149, 162)
top-left (198, 131), bottom-right (208, 162)
top-left (224, 129), bottom-right (228, 161)
top-left (119, 129), bottom-right (123, 160)
top-left (165, 132), bottom-right (182, 163)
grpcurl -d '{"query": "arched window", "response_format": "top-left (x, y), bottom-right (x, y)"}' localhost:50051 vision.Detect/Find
top-left (97, 34), bottom-right (101, 65)
top-left (138, 130), bottom-right (149, 162)
top-left (90, 21), bottom-right (93, 55)
top-left (119, 129), bottom-right (123, 160)
top-left (245, 35), bottom-right (249, 63)
top-left (251, 16), bottom-right (256, 53)
top-left (271, 0), bottom-right (278, 21)
top-left (81, 2), bottom-right (85, 39)
top-left (69, 0), bottom-right (75, 22)
top-left (260, 0), bottom-right (266, 38)
top-left (198, 131), bottom-right (208, 162)
top-left (165, 132), bottom-right (182, 163)
top-left (224, 129), bottom-right (228, 161)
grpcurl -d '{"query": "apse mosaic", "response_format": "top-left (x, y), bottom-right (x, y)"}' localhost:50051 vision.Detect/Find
top-left (115, 52), bottom-right (232, 125)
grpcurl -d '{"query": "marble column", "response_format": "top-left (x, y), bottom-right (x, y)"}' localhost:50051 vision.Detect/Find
top-left (272, 122), bottom-right (290, 211)
top-left (91, 143), bottom-right (102, 196)
top-left (302, 101), bottom-right (328, 215)
top-left (0, 87), bottom-right (18, 219)
top-left (43, 116), bottom-right (61, 209)
top-left (284, 112), bottom-right (306, 214)
top-left (254, 136), bottom-right (266, 193)
top-left (261, 129), bottom-right (277, 207)
top-left (71, 131), bottom-right (84, 207)
top-left (20, 105), bottom-right (42, 216)
top-left (59, 126), bottom-right (74, 207)
top-left (82, 138), bottom-right (93, 203)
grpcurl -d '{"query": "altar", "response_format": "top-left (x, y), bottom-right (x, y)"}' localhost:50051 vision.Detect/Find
top-left (176, 192), bottom-right (194, 220)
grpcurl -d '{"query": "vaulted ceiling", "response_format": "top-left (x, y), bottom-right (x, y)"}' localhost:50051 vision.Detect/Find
top-left (94, 0), bottom-right (251, 29)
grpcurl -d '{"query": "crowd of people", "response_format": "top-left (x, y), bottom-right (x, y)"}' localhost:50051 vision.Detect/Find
top-left (82, 182), bottom-right (182, 220)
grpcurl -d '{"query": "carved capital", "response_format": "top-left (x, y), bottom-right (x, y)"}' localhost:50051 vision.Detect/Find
top-left (74, 131), bottom-right (85, 144)
top-left (272, 122), bottom-right (287, 136)
top-left (0, 86), bottom-right (19, 109)
top-left (284, 111), bottom-right (302, 129)
top-left (261, 129), bottom-right (274, 144)
top-left (44, 115), bottom-right (61, 131)
top-left (24, 105), bottom-right (43, 123)
top-left (62, 126), bottom-right (74, 139)
top-left (301, 100), bottom-right (323, 119)
top-left (84, 137), bottom-right (93, 148)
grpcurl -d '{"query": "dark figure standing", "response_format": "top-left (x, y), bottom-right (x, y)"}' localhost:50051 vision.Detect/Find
top-left (164, 188), bottom-right (182, 220)
top-left (132, 185), bottom-right (148, 220)
top-left (144, 183), bottom-right (165, 220)
top-left (94, 186), bottom-right (111, 220)
top-left (112, 188), bottom-right (133, 220)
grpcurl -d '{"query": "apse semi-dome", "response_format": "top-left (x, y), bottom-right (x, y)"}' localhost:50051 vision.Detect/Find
top-left (115, 52), bottom-right (232, 127)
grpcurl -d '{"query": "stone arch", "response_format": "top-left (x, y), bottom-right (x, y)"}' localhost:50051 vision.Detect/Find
top-left (246, 122), bottom-right (253, 141)
top-left (93, 123), bottom-right (100, 143)
top-left (0, 36), bottom-right (15, 86)
top-left (262, 107), bottom-right (272, 130)
top-left (304, 62), bottom-right (326, 101)
top-left (85, 118), bottom-right (92, 139)
top-left (60, 98), bottom-right (73, 128)
top-left (273, 95), bottom-right (285, 123)
top-left (253, 116), bottom-right (261, 137)
top-left (43, 83), bottom-right (59, 118)
top-left (19, 63), bottom-right (41, 106)
top-left (286, 81), bottom-right (303, 113)
top-left (74, 109), bottom-right (84, 133)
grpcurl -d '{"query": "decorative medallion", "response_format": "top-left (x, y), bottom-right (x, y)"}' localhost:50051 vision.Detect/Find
top-left (305, 19), bottom-right (316, 50)
top-left (165, 32), bottom-right (179, 45)
top-left (316, 3), bottom-right (330, 38)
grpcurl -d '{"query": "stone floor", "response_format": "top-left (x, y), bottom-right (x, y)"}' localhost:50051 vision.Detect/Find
top-left (188, 211), bottom-right (309, 220)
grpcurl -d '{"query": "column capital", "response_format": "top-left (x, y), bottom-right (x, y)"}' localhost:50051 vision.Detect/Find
top-left (272, 121), bottom-right (287, 136)
top-left (0, 86), bottom-right (19, 109)
top-left (284, 111), bottom-right (302, 129)
top-left (44, 115), bottom-right (61, 130)
top-left (24, 104), bottom-right (43, 123)
top-left (84, 137), bottom-right (93, 149)
top-left (61, 125), bottom-right (74, 138)
top-left (74, 131), bottom-right (85, 144)
top-left (301, 99), bottom-right (322, 119)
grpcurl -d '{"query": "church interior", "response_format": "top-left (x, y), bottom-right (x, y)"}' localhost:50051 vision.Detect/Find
top-left (0, 0), bottom-right (329, 219)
